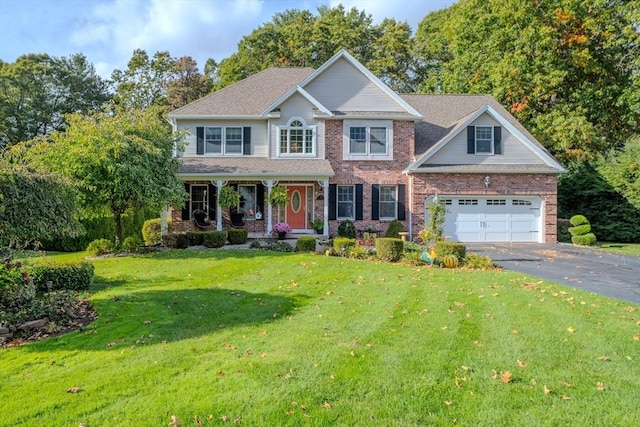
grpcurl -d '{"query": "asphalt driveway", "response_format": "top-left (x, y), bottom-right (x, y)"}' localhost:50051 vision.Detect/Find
top-left (467, 243), bottom-right (640, 305)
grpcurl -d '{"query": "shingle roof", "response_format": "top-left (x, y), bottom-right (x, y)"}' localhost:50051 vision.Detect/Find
top-left (400, 94), bottom-right (543, 157)
top-left (178, 157), bottom-right (334, 178)
top-left (169, 67), bottom-right (315, 117)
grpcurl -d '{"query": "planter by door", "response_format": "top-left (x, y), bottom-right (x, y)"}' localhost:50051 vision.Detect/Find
top-left (278, 232), bottom-right (287, 240)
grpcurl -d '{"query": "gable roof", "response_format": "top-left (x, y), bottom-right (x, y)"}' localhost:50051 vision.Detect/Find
top-left (401, 94), bottom-right (565, 173)
top-left (261, 85), bottom-right (332, 118)
top-left (168, 67), bottom-right (314, 118)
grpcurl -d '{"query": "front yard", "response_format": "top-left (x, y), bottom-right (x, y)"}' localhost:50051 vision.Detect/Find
top-left (1, 249), bottom-right (639, 426)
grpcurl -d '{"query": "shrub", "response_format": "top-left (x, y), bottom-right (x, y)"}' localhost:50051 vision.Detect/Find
top-left (435, 241), bottom-right (466, 260)
top-left (228, 228), bottom-right (248, 245)
top-left (376, 238), bottom-right (404, 262)
top-left (572, 233), bottom-right (597, 246)
top-left (249, 239), bottom-right (262, 249)
top-left (266, 241), bottom-right (293, 252)
top-left (402, 251), bottom-right (428, 266)
top-left (568, 214), bottom-right (597, 246)
top-left (295, 237), bottom-right (317, 252)
top-left (0, 262), bottom-right (35, 310)
top-left (121, 236), bottom-right (142, 253)
top-left (142, 218), bottom-right (162, 246)
top-left (203, 231), bottom-right (226, 248)
top-left (337, 220), bottom-right (356, 238)
top-left (557, 218), bottom-right (572, 243)
top-left (345, 245), bottom-right (369, 259)
top-left (186, 231), bottom-right (205, 246)
top-left (30, 262), bottom-right (94, 292)
top-left (385, 220), bottom-right (404, 238)
top-left (86, 238), bottom-right (114, 256)
top-left (333, 237), bottom-right (356, 254)
top-left (463, 253), bottom-right (496, 270)
top-left (162, 233), bottom-right (190, 249)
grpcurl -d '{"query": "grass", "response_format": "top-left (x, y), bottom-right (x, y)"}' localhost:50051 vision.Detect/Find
top-left (1, 249), bottom-right (639, 426)
top-left (598, 242), bottom-right (640, 257)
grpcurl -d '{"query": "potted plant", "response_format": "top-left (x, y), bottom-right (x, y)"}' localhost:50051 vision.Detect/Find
top-left (310, 218), bottom-right (324, 234)
top-left (269, 186), bottom-right (288, 221)
top-left (273, 222), bottom-right (292, 240)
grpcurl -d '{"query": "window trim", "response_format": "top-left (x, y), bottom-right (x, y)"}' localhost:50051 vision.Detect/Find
top-left (343, 120), bottom-right (393, 160)
top-left (336, 185), bottom-right (356, 220)
top-left (475, 125), bottom-right (494, 155)
top-left (203, 126), bottom-right (244, 155)
top-left (278, 117), bottom-right (316, 157)
top-left (378, 185), bottom-right (398, 220)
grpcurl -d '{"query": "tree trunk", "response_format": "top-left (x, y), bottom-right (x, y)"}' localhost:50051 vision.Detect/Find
top-left (114, 212), bottom-right (123, 245)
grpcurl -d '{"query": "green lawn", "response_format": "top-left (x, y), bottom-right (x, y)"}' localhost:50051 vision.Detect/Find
top-left (1, 249), bottom-right (639, 426)
top-left (598, 242), bottom-right (640, 257)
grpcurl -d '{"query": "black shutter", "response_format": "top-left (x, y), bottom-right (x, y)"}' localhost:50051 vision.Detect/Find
top-left (494, 126), bottom-right (502, 154)
top-left (355, 184), bottom-right (363, 220)
top-left (181, 183), bottom-right (190, 220)
top-left (243, 127), bottom-right (251, 155)
top-left (371, 184), bottom-right (380, 220)
top-left (196, 127), bottom-right (204, 155)
top-left (397, 184), bottom-right (406, 220)
top-left (208, 183), bottom-right (216, 220)
top-left (256, 183), bottom-right (265, 220)
top-left (467, 126), bottom-right (475, 154)
top-left (328, 184), bottom-right (337, 220)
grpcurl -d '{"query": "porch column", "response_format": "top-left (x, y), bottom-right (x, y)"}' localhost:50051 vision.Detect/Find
top-left (216, 180), bottom-right (224, 231)
top-left (322, 179), bottom-right (329, 235)
top-left (266, 180), bottom-right (274, 234)
top-left (160, 206), bottom-right (168, 236)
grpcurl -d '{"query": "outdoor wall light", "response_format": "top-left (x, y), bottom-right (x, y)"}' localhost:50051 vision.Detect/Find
top-left (484, 176), bottom-right (491, 187)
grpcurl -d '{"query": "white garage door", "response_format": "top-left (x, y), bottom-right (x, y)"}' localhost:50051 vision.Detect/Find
top-left (439, 197), bottom-right (541, 242)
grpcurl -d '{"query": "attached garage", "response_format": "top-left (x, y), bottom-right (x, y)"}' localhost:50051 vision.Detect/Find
top-left (433, 196), bottom-right (542, 243)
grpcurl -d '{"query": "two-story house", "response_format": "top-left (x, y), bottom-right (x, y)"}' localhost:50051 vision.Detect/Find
top-left (168, 50), bottom-right (564, 243)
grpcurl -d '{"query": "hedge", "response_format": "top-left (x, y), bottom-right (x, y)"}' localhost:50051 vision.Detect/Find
top-left (186, 231), bottom-right (205, 246)
top-left (29, 262), bottom-right (95, 292)
top-left (228, 228), bottom-right (248, 245)
top-left (162, 233), bottom-right (190, 249)
top-left (435, 241), bottom-right (467, 260)
top-left (203, 231), bottom-right (226, 248)
top-left (375, 238), bottom-right (403, 262)
top-left (385, 220), bottom-right (404, 238)
top-left (333, 237), bottom-right (356, 253)
top-left (295, 237), bottom-right (317, 252)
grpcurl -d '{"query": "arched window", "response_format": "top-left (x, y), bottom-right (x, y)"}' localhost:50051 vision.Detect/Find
top-left (279, 118), bottom-right (315, 155)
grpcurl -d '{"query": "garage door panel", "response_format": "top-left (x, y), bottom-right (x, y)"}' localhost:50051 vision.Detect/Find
top-left (439, 196), bottom-right (541, 243)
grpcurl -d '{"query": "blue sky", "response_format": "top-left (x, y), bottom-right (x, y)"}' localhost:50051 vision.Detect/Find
top-left (0, 0), bottom-right (455, 78)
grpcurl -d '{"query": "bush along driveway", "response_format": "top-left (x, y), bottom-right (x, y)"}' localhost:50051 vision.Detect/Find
top-left (468, 243), bottom-right (640, 304)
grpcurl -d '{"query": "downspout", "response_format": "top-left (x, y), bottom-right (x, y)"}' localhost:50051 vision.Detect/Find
top-left (408, 173), bottom-right (413, 240)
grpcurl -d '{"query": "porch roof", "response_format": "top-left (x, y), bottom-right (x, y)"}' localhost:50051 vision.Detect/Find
top-left (178, 157), bottom-right (335, 180)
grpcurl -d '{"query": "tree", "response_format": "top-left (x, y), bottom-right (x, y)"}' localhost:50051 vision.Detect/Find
top-left (597, 136), bottom-right (640, 210)
top-left (0, 53), bottom-right (111, 146)
top-left (214, 5), bottom-right (417, 91)
top-left (23, 105), bottom-right (187, 243)
top-left (413, 0), bottom-right (640, 160)
top-left (165, 56), bottom-right (213, 110)
top-left (0, 164), bottom-right (82, 248)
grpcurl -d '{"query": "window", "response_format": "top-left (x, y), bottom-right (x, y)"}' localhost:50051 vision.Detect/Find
top-left (279, 118), bottom-right (315, 155)
top-left (458, 199), bottom-right (478, 205)
top-left (475, 126), bottom-right (493, 154)
top-left (238, 185), bottom-right (256, 220)
top-left (190, 185), bottom-right (208, 216)
top-left (512, 199), bottom-right (532, 206)
top-left (379, 185), bottom-right (397, 220)
top-left (343, 120), bottom-right (393, 160)
top-left (337, 185), bottom-right (355, 220)
top-left (202, 126), bottom-right (245, 155)
top-left (487, 199), bottom-right (506, 205)
top-left (349, 126), bottom-right (388, 155)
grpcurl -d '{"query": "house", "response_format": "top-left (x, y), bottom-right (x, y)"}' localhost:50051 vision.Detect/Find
top-left (168, 50), bottom-right (565, 243)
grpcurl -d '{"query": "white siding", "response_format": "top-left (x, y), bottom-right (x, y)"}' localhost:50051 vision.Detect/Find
top-left (177, 120), bottom-right (268, 158)
top-left (304, 58), bottom-right (404, 112)
top-left (270, 93), bottom-right (325, 159)
top-left (427, 113), bottom-right (546, 165)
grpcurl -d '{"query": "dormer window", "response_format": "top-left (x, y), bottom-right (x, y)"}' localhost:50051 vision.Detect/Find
top-left (279, 118), bottom-right (315, 156)
top-left (475, 126), bottom-right (493, 154)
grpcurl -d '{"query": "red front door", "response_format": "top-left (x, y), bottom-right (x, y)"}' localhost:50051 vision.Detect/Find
top-left (286, 186), bottom-right (306, 229)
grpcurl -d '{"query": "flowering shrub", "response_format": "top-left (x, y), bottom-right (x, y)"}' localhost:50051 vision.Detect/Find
top-left (273, 222), bottom-right (292, 233)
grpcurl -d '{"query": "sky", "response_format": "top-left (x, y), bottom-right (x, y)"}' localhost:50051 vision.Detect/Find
top-left (0, 0), bottom-right (455, 78)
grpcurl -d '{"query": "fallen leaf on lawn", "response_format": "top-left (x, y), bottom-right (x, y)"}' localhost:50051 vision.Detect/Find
top-left (208, 415), bottom-right (214, 420)
top-left (567, 327), bottom-right (575, 333)
top-left (454, 301), bottom-right (466, 307)
top-left (169, 415), bottom-right (180, 427)
top-left (460, 365), bottom-right (471, 371)
top-left (597, 382), bottom-right (605, 391)
top-left (107, 342), bottom-right (116, 348)
top-left (560, 381), bottom-right (572, 387)
top-left (217, 371), bottom-right (225, 376)
top-left (597, 355), bottom-right (610, 361)
top-left (194, 415), bottom-right (203, 425)
top-left (543, 385), bottom-right (552, 395)
top-left (143, 320), bottom-right (152, 325)
top-left (322, 401), bottom-right (331, 408)
top-left (260, 352), bottom-right (268, 358)
top-left (501, 371), bottom-right (513, 383)
top-left (561, 395), bottom-right (571, 400)
top-left (633, 334), bottom-right (640, 341)
top-left (220, 415), bottom-right (228, 422)
top-left (79, 424), bottom-right (87, 427)
top-left (517, 360), bottom-right (527, 368)
top-left (444, 401), bottom-right (453, 406)
top-left (512, 329), bottom-right (519, 335)
top-left (350, 350), bottom-right (355, 357)
top-left (258, 330), bottom-right (267, 336)
top-left (67, 387), bottom-right (82, 393)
